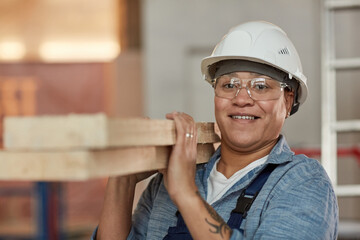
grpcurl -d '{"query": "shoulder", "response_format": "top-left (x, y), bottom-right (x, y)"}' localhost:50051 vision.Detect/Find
top-left (267, 154), bottom-right (336, 205)
top-left (270, 136), bottom-right (333, 188)
top-left (283, 154), bottom-right (331, 184)
top-left (254, 155), bottom-right (338, 238)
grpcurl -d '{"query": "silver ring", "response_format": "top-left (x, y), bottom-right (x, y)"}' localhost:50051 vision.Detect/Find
top-left (185, 133), bottom-right (194, 138)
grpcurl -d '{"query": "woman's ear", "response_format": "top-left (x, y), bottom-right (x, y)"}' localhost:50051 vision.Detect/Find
top-left (284, 91), bottom-right (294, 118)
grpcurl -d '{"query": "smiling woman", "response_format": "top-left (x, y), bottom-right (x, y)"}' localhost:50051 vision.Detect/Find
top-left (94, 21), bottom-right (338, 240)
top-left (214, 70), bottom-right (294, 166)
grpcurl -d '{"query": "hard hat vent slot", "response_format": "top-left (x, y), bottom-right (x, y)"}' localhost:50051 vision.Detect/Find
top-left (278, 47), bottom-right (290, 55)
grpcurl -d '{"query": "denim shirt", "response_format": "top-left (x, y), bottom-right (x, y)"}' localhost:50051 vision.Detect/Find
top-left (92, 136), bottom-right (338, 239)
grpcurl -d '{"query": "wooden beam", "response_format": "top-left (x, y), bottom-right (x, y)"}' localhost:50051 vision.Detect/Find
top-left (2, 114), bottom-right (219, 181)
top-left (0, 144), bottom-right (215, 181)
top-left (4, 113), bottom-right (220, 150)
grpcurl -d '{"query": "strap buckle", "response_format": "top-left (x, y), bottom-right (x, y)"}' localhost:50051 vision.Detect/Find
top-left (231, 191), bottom-right (259, 218)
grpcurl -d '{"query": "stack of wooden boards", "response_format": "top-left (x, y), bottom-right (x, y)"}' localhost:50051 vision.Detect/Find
top-left (0, 114), bottom-right (220, 181)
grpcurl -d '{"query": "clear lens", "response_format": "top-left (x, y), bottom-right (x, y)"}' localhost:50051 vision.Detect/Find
top-left (214, 75), bottom-right (286, 101)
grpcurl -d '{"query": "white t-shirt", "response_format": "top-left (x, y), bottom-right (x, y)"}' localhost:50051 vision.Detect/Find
top-left (207, 156), bottom-right (268, 205)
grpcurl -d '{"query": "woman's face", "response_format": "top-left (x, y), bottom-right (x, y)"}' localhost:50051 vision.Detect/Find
top-left (214, 71), bottom-right (294, 153)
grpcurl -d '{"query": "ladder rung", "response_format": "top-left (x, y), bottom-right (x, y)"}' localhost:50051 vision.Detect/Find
top-left (331, 120), bottom-right (360, 132)
top-left (330, 58), bottom-right (360, 69)
top-left (338, 220), bottom-right (360, 237)
top-left (325, 0), bottom-right (360, 9)
top-left (335, 184), bottom-right (360, 197)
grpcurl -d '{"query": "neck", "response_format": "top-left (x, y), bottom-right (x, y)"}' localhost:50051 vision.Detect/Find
top-left (218, 138), bottom-right (278, 178)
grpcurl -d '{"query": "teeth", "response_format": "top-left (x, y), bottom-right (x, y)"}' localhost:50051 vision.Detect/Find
top-left (232, 115), bottom-right (255, 120)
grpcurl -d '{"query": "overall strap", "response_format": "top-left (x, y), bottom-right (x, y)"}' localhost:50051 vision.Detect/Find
top-left (227, 164), bottom-right (277, 229)
top-left (163, 164), bottom-right (277, 240)
top-left (163, 211), bottom-right (192, 240)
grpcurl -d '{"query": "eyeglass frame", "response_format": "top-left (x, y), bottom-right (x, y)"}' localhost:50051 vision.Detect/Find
top-left (211, 75), bottom-right (292, 101)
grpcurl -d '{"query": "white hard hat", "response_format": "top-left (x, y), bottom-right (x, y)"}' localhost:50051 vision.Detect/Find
top-left (201, 21), bottom-right (308, 114)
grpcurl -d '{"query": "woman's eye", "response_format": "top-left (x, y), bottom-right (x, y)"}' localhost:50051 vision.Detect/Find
top-left (253, 83), bottom-right (269, 90)
top-left (223, 83), bottom-right (235, 89)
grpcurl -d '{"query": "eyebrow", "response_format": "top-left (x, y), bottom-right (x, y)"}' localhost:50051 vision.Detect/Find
top-left (227, 72), bottom-right (267, 77)
top-left (249, 72), bottom-right (265, 77)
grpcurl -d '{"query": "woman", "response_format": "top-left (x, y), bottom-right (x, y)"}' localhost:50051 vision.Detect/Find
top-left (94, 21), bottom-right (338, 239)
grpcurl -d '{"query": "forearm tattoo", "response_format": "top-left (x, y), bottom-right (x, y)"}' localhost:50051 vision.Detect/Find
top-left (196, 191), bottom-right (233, 238)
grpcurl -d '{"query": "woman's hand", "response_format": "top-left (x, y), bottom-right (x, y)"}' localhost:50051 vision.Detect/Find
top-left (161, 112), bottom-right (198, 205)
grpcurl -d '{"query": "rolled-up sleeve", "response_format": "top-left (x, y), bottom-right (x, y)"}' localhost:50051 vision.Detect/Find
top-left (128, 174), bottom-right (163, 239)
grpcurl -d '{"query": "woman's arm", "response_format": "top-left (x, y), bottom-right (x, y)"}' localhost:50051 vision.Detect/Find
top-left (96, 176), bottom-right (136, 240)
top-left (163, 112), bottom-right (232, 240)
top-left (96, 171), bottom-right (155, 240)
top-left (175, 190), bottom-right (233, 240)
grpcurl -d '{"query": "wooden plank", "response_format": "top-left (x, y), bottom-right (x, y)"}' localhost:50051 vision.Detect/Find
top-left (0, 144), bottom-right (215, 181)
top-left (4, 113), bottom-right (220, 150)
top-left (4, 114), bottom-right (108, 150)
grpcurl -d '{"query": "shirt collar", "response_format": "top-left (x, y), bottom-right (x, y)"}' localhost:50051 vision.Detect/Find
top-left (266, 135), bottom-right (294, 165)
top-left (203, 135), bottom-right (294, 182)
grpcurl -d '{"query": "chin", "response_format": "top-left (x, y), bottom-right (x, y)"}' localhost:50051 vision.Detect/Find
top-left (226, 134), bottom-right (260, 150)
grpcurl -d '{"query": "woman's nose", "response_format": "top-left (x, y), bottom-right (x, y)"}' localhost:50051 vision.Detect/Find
top-left (232, 87), bottom-right (254, 105)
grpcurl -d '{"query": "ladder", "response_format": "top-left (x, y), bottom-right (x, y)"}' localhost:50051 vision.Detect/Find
top-left (321, 0), bottom-right (360, 196)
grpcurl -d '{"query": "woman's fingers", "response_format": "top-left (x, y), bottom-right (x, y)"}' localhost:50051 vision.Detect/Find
top-left (167, 112), bottom-right (197, 146)
top-left (163, 112), bottom-right (198, 199)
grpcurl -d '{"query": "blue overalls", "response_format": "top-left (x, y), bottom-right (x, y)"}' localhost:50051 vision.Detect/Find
top-left (163, 164), bottom-right (277, 240)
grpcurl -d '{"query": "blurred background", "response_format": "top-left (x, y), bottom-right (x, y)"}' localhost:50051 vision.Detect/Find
top-left (0, 0), bottom-right (359, 239)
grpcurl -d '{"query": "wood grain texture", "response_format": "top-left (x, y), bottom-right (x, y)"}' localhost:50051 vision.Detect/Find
top-left (4, 114), bottom-right (220, 150)
top-left (0, 144), bottom-right (215, 181)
